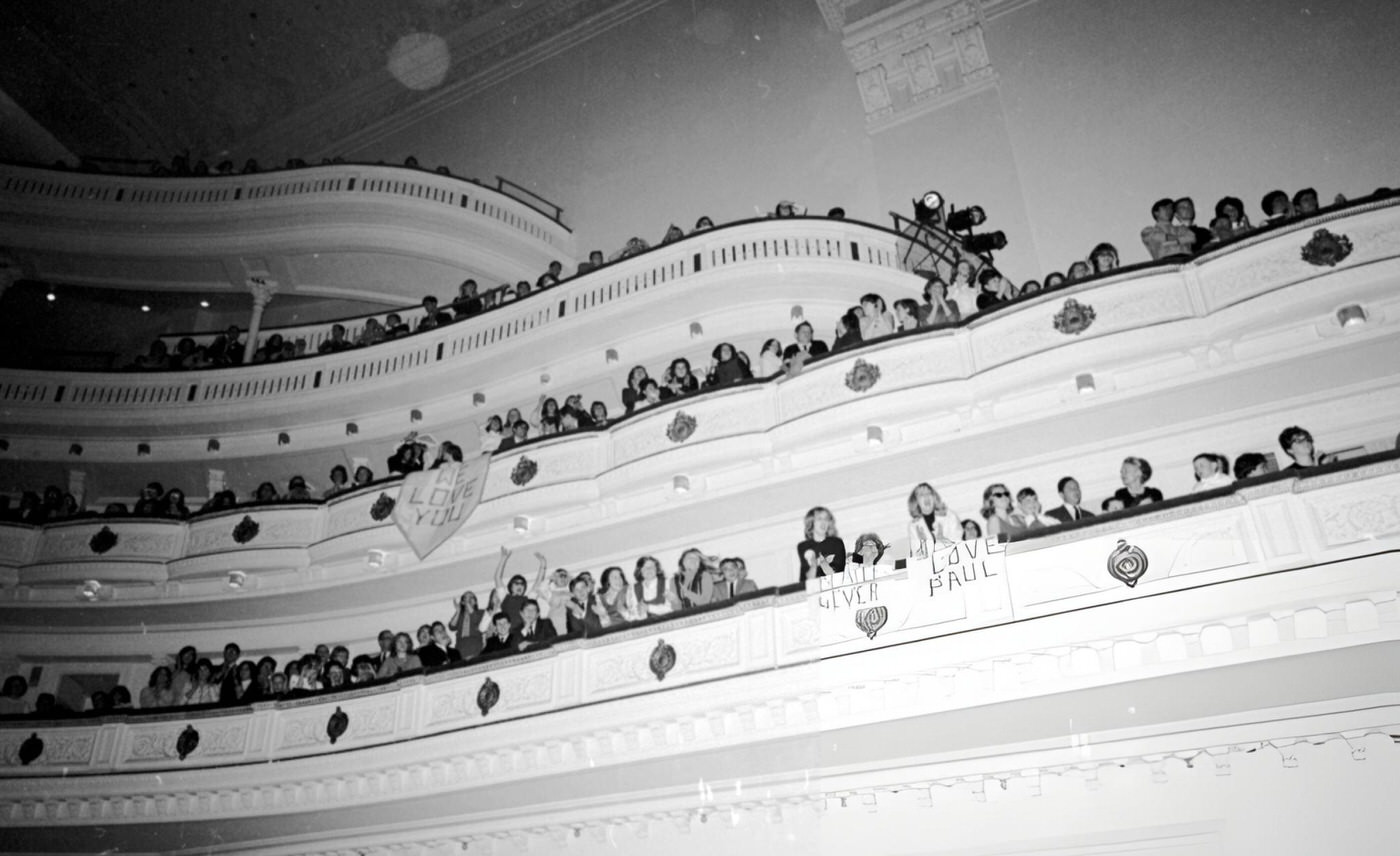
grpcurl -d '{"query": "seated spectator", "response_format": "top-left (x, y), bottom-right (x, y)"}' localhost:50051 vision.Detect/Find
top-left (140, 666), bottom-right (176, 709)
top-left (134, 482), bottom-right (164, 516)
top-left (533, 396), bottom-right (562, 435)
top-left (706, 342), bottom-right (752, 388)
top-left (756, 338), bottom-right (785, 377)
top-left (831, 309), bottom-right (863, 353)
top-left (515, 280), bottom-right (532, 301)
top-left (692, 216), bottom-right (715, 233)
top-left (170, 337), bottom-right (199, 370)
top-left (323, 465), bottom-right (350, 499)
top-left (827, 207), bottom-right (846, 219)
top-left (772, 200), bottom-right (804, 218)
top-left (946, 259), bottom-right (981, 319)
top-left (635, 378), bottom-right (664, 410)
top-left (318, 324), bottom-right (354, 354)
top-left (1113, 456), bottom-right (1164, 507)
top-left (976, 269), bottom-right (1015, 310)
top-left (111, 686), bottom-right (133, 709)
top-left (252, 482), bottom-right (279, 504)
top-left (1045, 476), bottom-right (1095, 524)
top-left (352, 317), bottom-right (384, 348)
top-left (1174, 198), bottom-right (1213, 252)
top-left (1066, 260), bottom-right (1092, 281)
top-left (480, 612), bottom-right (515, 656)
top-left (1011, 487), bottom-right (1056, 529)
top-left (915, 277), bottom-right (959, 327)
top-left (496, 420), bottom-right (530, 451)
top-left (284, 476), bottom-right (313, 502)
top-left (133, 339), bottom-right (170, 371)
top-left (622, 365), bottom-right (650, 415)
top-left (1089, 243), bottom-right (1120, 275)
top-left (1292, 187), bottom-right (1320, 216)
top-left (893, 298), bottom-right (921, 332)
top-left (387, 440), bottom-right (427, 474)
top-left (90, 690), bottom-right (112, 712)
top-left (416, 624), bottom-right (450, 668)
top-left (1102, 497), bottom-right (1126, 513)
top-left (659, 224), bottom-right (685, 244)
top-left (961, 519), bottom-right (983, 539)
top-left (1279, 425), bottom-right (1333, 470)
top-left (675, 548), bottom-right (718, 608)
top-left (0, 675), bottom-right (28, 715)
top-left (981, 482), bottom-right (1022, 540)
top-left (1043, 272), bottom-right (1066, 290)
top-left (596, 567), bottom-right (633, 626)
top-left (1141, 197), bottom-right (1195, 260)
top-left (1260, 189), bottom-right (1293, 226)
top-left (417, 297), bottom-right (444, 332)
top-left (797, 506), bottom-right (846, 582)
top-left (536, 262), bottom-right (564, 289)
top-left (1233, 452), bottom-right (1270, 480)
top-left (451, 279), bottom-right (484, 318)
top-left (160, 488), bottom-right (191, 520)
top-left (385, 313), bottom-right (411, 339)
top-left (590, 401), bottom-right (610, 426)
top-left (353, 465), bottom-right (375, 487)
top-left (1191, 453), bottom-right (1234, 492)
top-left (479, 416), bottom-right (505, 453)
top-left (376, 633), bottom-right (422, 678)
top-left (103, 502), bottom-right (130, 517)
top-left (1020, 279), bottom-right (1042, 296)
top-left (711, 557), bottom-right (756, 602)
top-left (562, 394), bottom-right (593, 428)
top-left (782, 321), bottom-right (830, 371)
top-left (611, 237), bottom-right (650, 262)
top-left (631, 556), bottom-right (681, 619)
top-left (351, 657), bottom-right (378, 685)
top-left (906, 483), bottom-right (963, 558)
top-left (434, 442), bottom-right (464, 466)
top-left (170, 646), bottom-right (197, 699)
top-left (576, 250), bottom-right (607, 276)
top-left (858, 293), bottom-right (895, 339)
top-left (1213, 196), bottom-right (1251, 238)
top-left (184, 659), bottom-right (220, 705)
top-left (323, 661), bottom-right (349, 691)
top-left (564, 577), bottom-right (607, 636)
top-left (199, 491), bottom-right (236, 514)
top-left (510, 599), bottom-right (556, 651)
top-left (251, 333), bottom-right (285, 364)
top-left (849, 532), bottom-right (888, 568)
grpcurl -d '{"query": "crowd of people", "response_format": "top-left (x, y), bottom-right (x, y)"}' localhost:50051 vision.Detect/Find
top-left (0, 543), bottom-right (761, 716)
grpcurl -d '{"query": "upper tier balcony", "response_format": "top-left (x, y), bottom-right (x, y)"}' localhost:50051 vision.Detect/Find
top-left (0, 162), bottom-right (574, 304)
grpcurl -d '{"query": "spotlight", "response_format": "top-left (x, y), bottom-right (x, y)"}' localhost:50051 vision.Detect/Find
top-left (140, 304), bottom-right (150, 313)
top-left (945, 206), bottom-right (986, 233)
top-left (673, 475), bottom-right (690, 494)
top-left (1337, 304), bottom-right (1367, 328)
top-left (46, 291), bottom-right (56, 302)
top-left (199, 300), bottom-right (210, 308)
top-left (962, 231), bottom-right (1008, 255)
top-left (913, 191), bottom-right (944, 225)
top-left (227, 571), bottom-right (246, 589)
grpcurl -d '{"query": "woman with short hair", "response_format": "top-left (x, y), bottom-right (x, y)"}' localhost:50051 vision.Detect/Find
top-left (1112, 456), bottom-right (1164, 508)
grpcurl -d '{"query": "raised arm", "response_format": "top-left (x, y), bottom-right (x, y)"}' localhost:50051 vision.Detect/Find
top-left (493, 545), bottom-right (512, 590)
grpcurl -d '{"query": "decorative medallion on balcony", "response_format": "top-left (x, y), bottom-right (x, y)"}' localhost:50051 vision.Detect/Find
top-left (1107, 539), bottom-right (1149, 588)
top-left (326, 707), bottom-right (349, 745)
top-left (176, 725), bottom-right (200, 761)
top-left (844, 359), bottom-right (882, 393)
top-left (19, 733), bottom-right (43, 766)
top-left (369, 493), bottom-right (396, 522)
top-left (1053, 298), bottom-right (1097, 336)
top-left (1301, 229), bottom-right (1353, 267)
top-left (88, 526), bottom-right (118, 555)
top-left (477, 677), bottom-right (500, 716)
top-left (231, 516), bottom-right (261, 544)
top-left (666, 412), bottom-right (698, 444)
top-left (855, 605), bottom-right (889, 640)
top-left (510, 456), bottom-right (539, 487)
top-left (649, 639), bottom-right (677, 682)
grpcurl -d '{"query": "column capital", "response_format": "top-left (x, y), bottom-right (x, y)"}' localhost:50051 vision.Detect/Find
top-left (246, 276), bottom-right (279, 307)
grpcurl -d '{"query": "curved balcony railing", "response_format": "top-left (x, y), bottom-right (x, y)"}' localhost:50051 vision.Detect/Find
top-left (0, 217), bottom-right (915, 421)
top-left (0, 455), bottom-right (1395, 778)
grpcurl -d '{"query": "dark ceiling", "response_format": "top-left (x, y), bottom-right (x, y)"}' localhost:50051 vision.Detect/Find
top-left (0, 0), bottom-right (528, 166)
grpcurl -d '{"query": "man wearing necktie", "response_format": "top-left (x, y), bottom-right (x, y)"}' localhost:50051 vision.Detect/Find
top-left (710, 557), bottom-right (757, 604)
top-left (511, 599), bottom-right (557, 651)
top-left (1045, 476), bottom-right (1096, 525)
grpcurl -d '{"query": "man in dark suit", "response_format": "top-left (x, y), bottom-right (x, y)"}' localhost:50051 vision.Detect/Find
top-left (711, 558), bottom-right (759, 603)
top-left (509, 599), bottom-right (558, 652)
top-left (370, 630), bottom-right (394, 672)
top-left (215, 642), bottom-right (242, 704)
top-left (1045, 476), bottom-right (1096, 524)
top-left (781, 321), bottom-right (829, 372)
top-left (479, 612), bottom-right (515, 658)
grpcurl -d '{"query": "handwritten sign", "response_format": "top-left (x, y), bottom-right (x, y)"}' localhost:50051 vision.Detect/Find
top-left (812, 563), bottom-right (910, 643)
top-left (906, 537), bottom-right (1011, 625)
top-left (393, 457), bottom-right (490, 558)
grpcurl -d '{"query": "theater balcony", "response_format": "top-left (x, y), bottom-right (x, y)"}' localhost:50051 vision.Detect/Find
top-left (0, 161), bottom-right (574, 305)
top-left (0, 455), bottom-right (1397, 854)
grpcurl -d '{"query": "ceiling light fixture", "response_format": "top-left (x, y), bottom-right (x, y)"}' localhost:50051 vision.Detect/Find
top-left (866, 426), bottom-right (884, 447)
top-left (513, 516), bottom-right (530, 534)
top-left (1075, 373), bottom-right (1096, 394)
top-left (1337, 304), bottom-right (1368, 328)
top-left (673, 475), bottom-right (691, 494)
top-left (227, 571), bottom-right (246, 589)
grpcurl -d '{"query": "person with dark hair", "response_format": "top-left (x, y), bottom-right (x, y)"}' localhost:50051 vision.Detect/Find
top-left (1279, 425), bottom-right (1332, 470)
top-left (354, 465), bottom-right (375, 487)
top-left (1045, 476), bottom-right (1095, 524)
top-left (850, 533), bottom-right (888, 567)
top-left (1011, 487), bottom-right (1056, 529)
top-left (675, 548), bottom-right (718, 608)
top-left (171, 645), bottom-right (199, 700)
top-left (798, 506), bottom-right (846, 582)
top-left (893, 298), bottom-right (921, 332)
top-left (595, 567), bottom-right (633, 626)
top-left (947, 258), bottom-right (980, 319)
top-left (318, 324), bottom-right (353, 354)
top-left (706, 342), bottom-right (752, 388)
top-left (133, 482), bottom-right (164, 517)
top-left (827, 206), bottom-right (846, 219)
top-left (632, 555), bottom-right (680, 618)
top-left (508, 598), bottom-right (556, 651)
top-left (659, 224), bottom-right (685, 245)
top-left (917, 276), bottom-right (960, 326)
top-left (184, 659), bottom-right (220, 705)
top-left (1089, 243), bottom-right (1120, 275)
top-left (1233, 452), bottom-right (1270, 480)
top-left (452, 279), bottom-right (484, 318)
top-left (1142, 197), bottom-right (1195, 260)
top-left (1066, 260), bottom-right (1092, 282)
top-left (757, 338), bottom-right (785, 377)
top-left (284, 476), bottom-right (313, 502)
top-left (1190, 453), bottom-right (1234, 492)
top-left (711, 557), bottom-right (757, 602)
top-left (215, 642), bottom-right (242, 703)
top-left (1214, 196), bottom-right (1251, 237)
top-left (564, 577), bottom-right (607, 637)
top-left (491, 546), bottom-right (547, 629)
top-left (782, 321), bottom-right (829, 370)
top-left (1292, 188), bottom-right (1320, 216)
top-left (858, 293), bottom-right (895, 339)
top-left (416, 296), bottom-right (443, 333)
top-left (1172, 198), bottom-right (1214, 254)
top-left (1260, 189), bottom-right (1293, 225)
top-left (0, 675), bottom-right (29, 715)
top-left (692, 216), bottom-right (715, 233)
top-left (660, 358), bottom-right (699, 399)
top-left (323, 465), bottom-right (350, 499)
top-left (1112, 456), bottom-right (1164, 507)
top-left (376, 633), bottom-right (422, 677)
top-left (636, 378), bottom-right (664, 410)
top-left (621, 365), bottom-right (650, 415)
top-left (832, 309), bottom-right (863, 352)
top-left (961, 519), bottom-right (983, 539)
top-left (976, 268), bottom-right (1015, 310)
